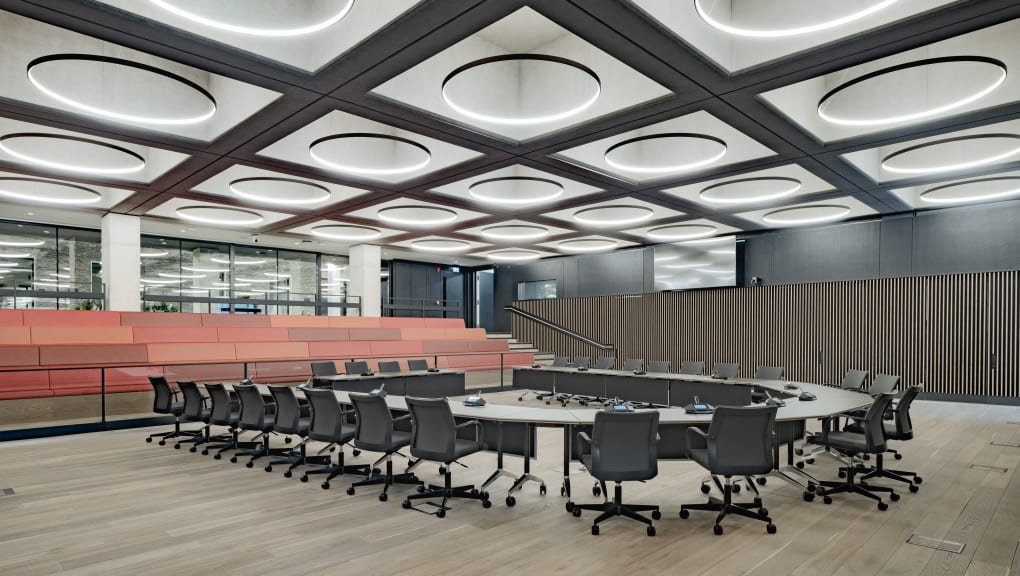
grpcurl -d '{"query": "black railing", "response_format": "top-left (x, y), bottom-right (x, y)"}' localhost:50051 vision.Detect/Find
top-left (0, 283), bottom-right (105, 309)
top-left (382, 297), bottom-right (462, 318)
top-left (504, 305), bottom-right (615, 353)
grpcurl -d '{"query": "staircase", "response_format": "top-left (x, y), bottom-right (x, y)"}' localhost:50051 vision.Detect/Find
top-left (486, 332), bottom-right (553, 364)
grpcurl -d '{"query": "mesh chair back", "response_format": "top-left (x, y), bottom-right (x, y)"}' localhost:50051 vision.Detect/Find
top-left (594, 357), bottom-right (615, 370)
top-left (406, 397), bottom-right (457, 463)
top-left (713, 362), bottom-right (740, 379)
top-left (648, 360), bottom-right (672, 373)
top-left (891, 385), bottom-right (921, 440)
top-left (350, 392), bottom-right (395, 452)
top-left (574, 357), bottom-right (591, 369)
top-left (268, 386), bottom-right (301, 435)
top-left (840, 369), bottom-right (868, 390)
top-left (205, 383), bottom-right (235, 425)
top-left (304, 388), bottom-right (344, 443)
top-left (707, 405), bottom-right (777, 476)
top-left (623, 358), bottom-right (644, 372)
top-left (346, 361), bottom-right (370, 375)
top-left (589, 410), bottom-right (659, 482)
top-left (177, 381), bottom-right (204, 421)
top-left (378, 361), bottom-right (401, 373)
top-left (678, 361), bottom-right (703, 375)
top-left (311, 362), bottom-right (338, 377)
top-left (407, 359), bottom-right (429, 371)
top-left (861, 393), bottom-right (895, 452)
top-left (149, 375), bottom-right (173, 413)
top-left (870, 374), bottom-right (900, 395)
top-left (755, 366), bottom-right (785, 380)
top-left (235, 383), bottom-right (269, 431)
top-left (551, 356), bottom-right (569, 367)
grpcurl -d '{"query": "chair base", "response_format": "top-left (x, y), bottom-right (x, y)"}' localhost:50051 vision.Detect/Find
top-left (854, 454), bottom-right (922, 491)
top-left (232, 434), bottom-right (292, 466)
top-left (815, 462), bottom-right (898, 510)
top-left (346, 456), bottom-right (421, 498)
top-left (571, 483), bottom-right (659, 536)
top-left (403, 468), bottom-right (490, 517)
top-left (680, 477), bottom-right (775, 535)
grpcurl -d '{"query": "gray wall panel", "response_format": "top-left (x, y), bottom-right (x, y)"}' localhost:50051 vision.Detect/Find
top-left (768, 220), bottom-right (880, 284)
top-left (879, 215), bottom-right (913, 278)
top-left (912, 200), bottom-right (1020, 276)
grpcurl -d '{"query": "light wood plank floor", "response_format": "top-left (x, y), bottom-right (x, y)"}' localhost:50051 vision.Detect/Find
top-left (1, 394), bottom-right (1018, 576)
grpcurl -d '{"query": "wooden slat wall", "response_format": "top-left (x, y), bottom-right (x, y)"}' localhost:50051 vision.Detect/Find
top-left (511, 271), bottom-right (1019, 399)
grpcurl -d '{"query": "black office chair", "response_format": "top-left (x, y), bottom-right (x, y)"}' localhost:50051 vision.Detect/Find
top-left (573, 357), bottom-right (591, 369)
top-left (265, 385), bottom-right (327, 476)
top-left (145, 376), bottom-right (189, 445)
top-left (648, 360), bottom-right (672, 374)
top-left (594, 356), bottom-right (615, 370)
top-left (378, 361), bottom-right (401, 373)
top-left (752, 366), bottom-right (785, 403)
top-left (407, 359), bottom-right (429, 371)
top-left (868, 373), bottom-right (901, 396)
top-left (570, 410), bottom-right (661, 536)
top-left (201, 383), bottom-right (251, 459)
top-left (623, 358), bottom-right (644, 372)
top-left (346, 361), bottom-right (370, 375)
top-left (401, 397), bottom-right (491, 517)
top-left (174, 381), bottom-right (211, 451)
top-left (311, 361), bottom-right (338, 377)
top-left (551, 356), bottom-right (569, 367)
top-left (846, 385), bottom-right (923, 492)
top-left (299, 389), bottom-right (372, 489)
top-left (713, 362), bottom-right (740, 379)
top-left (680, 406), bottom-right (778, 535)
top-left (839, 369), bottom-right (868, 390)
top-left (678, 361), bottom-right (704, 375)
top-left (345, 392), bottom-right (423, 499)
top-left (232, 383), bottom-right (290, 467)
top-left (810, 392), bottom-right (899, 510)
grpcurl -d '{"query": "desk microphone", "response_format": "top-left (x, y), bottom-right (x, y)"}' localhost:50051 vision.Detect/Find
top-left (763, 389), bottom-right (786, 407)
top-left (464, 389), bottom-right (486, 406)
top-left (370, 382), bottom-right (386, 397)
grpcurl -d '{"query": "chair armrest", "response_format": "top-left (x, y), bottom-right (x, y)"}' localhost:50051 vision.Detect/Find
top-left (577, 431), bottom-right (593, 459)
top-left (685, 427), bottom-right (707, 455)
top-left (393, 413), bottom-right (412, 423)
top-left (456, 419), bottom-right (482, 442)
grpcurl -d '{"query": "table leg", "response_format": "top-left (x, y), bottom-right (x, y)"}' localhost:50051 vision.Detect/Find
top-left (507, 423), bottom-right (546, 502)
top-left (482, 421), bottom-right (515, 492)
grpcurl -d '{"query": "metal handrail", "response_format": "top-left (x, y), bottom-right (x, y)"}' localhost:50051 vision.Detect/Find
top-left (504, 305), bottom-right (615, 352)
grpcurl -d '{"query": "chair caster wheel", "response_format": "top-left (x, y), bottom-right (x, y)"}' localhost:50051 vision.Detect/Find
top-left (201, 450), bottom-right (208, 456)
top-left (518, 398), bottom-right (523, 402)
top-left (700, 484), bottom-right (711, 494)
top-left (213, 453), bottom-right (221, 460)
top-left (795, 447), bottom-right (804, 455)
top-left (909, 484), bottom-right (919, 493)
top-left (174, 444), bottom-right (181, 450)
top-left (245, 461), bottom-right (254, 468)
top-left (646, 526), bottom-right (655, 537)
top-left (890, 492), bottom-right (900, 501)
top-left (482, 499), bottom-right (492, 509)
top-left (806, 458), bottom-right (815, 465)
top-left (264, 465), bottom-right (273, 472)
top-left (878, 501), bottom-right (888, 511)
top-left (189, 447), bottom-right (197, 453)
top-left (438, 466), bottom-right (446, 475)
top-left (346, 487), bottom-right (355, 495)
top-left (352, 449), bottom-right (361, 457)
top-left (837, 470), bottom-right (846, 478)
top-left (758, 508), bottom-right (769, 517)
top-left (713, 525), bottom-right (723, 536)
top-left (402, 500), bottom-right (411, 509)
top-left (651, 510), bottom-right (661, 520)
top-left (823, 496), bottom-right (833, 505)
top-left (565, 502), bottom-right (574, 513)
top-left (230, 456), bottom-right (238, 463)
top-left (572, 508), bottom-right (581, 518)
top-left (862, 454), bottom-right (870, 461)
top-left (539, 484), bottom-right (547, 496)
top-left (592, 485), bottom-right (601, 497)
top-left (322, 482), bottom-right (330, 490)
top-left (284, 437), bottom-right (292, 444)
top-left (894, 453), bottom-right (903, 460)
top-left (795, 461), bottom-right (804, 469)
top-left (767, 523), bottom-right (777, 534)
top-left (807, 483), bottom-right (817, 493)
top-left (159, 440), bottom-right (166, 446)
top-left (146, 437), bottom-right (153, 443)
top-left (437, 509), bottom-right (446, 518)
top-left (506, 496), bottom-right (516, 507)
top-left (560, 486), bottom-right (566, 496)
top-left (732, 484), bottom-right (741, 494)
top-left (591, 525), bottom-right (599, 536)
top-left (914, 477), bottom-right (923, 484)
top-left (756, 477), bottom-right (767, 486)
top-left (379, 493), bottom-right (388, 502)
top-left (803, 492), bottom-right (814, 502)
top-left (300, 475), bottom-right (308, 482)
top-left (417, 485), bottom-right (426, 494)
top-left (679, 509), bottom-right (689, 519)
top-left (283, 471), bottom-right (292, 478)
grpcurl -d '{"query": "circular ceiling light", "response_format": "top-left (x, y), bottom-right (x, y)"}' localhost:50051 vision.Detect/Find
top-left (817, 57), bottom-right (1007, 127)
top-left (442, 54), bottom-right (601, 125)
top-left (468, 177), bottom-right (563, 206)
top-left (919, 177), bottom-right (1020, 205)
top-left (0, 178), bottom-right (102, 205)
top-left (0, 252), bottom-right (31, 258)
top-left (604, 134), bottom-right (727, 174)
top-left (410, 239), bottom-right (472, 253)
top-left (140, 278), bottom-right (181, 284)
top-left (0, 262), bottom-right (20, 267)
top-left (181, 266), bottom-right (229, 273)
top-left (0, 239), bottom-right (44, 247)
top-left (27, 55), bottom-right (217, 126)
top-left (175, 205), bottom-right (264, 226)
top-left (881, 134), bottom-right (1020, 175)
top-left (235, 277), bottom-right (280, 283)
top-left (212, 256), bottom-right (265, 265)
top-left (377, 205), bottom-right (457, 227)
top-left (646, 224), bottom-right (718, 241)
top-left (32, 281), bottom-right (70, 289)
top-left (487, 249), bottom-right (543, 262)
top-left (229, 177), bottom-right (331, 206)
top-left (573, 205), bottom-right (654, 226)
top-left (148, 0), bottom-right (354, 37)
top-left (264, 272), bottom-right (291, 278)
top-left (480, 224), bottom-right (550, 241)
top-left (309, 134), bottom-right (431, 176)
top-left (762, 204), bottom-right (851, 225)
top-left (0, 133), bottom-right (145, 176)
top-left (699, 177), bottom-right (802, 204)
top-left (140, 250), bottom-right (170, 258)
top-left (558, 239), bottom-right (618, 252)
top-left (695, 0), bottom-right (900, 38)
top-left (310, 224), bottom-right (382, 241)
top-left (158, 272), bottom-right (205, 279)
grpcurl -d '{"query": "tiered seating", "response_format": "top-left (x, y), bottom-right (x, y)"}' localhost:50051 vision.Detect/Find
top-left (0, 310), bottom-right (532, 400)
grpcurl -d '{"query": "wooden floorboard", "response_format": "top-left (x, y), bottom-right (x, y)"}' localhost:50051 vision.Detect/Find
top-left (0, 396), bottom-right (1018, 576)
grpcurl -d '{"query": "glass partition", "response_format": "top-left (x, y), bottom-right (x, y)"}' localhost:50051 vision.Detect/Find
top-left (0, 220), bottom-right (103, 309)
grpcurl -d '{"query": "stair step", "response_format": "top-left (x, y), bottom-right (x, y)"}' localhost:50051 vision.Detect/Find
top-left (486, 333), bottom-right (513, 339)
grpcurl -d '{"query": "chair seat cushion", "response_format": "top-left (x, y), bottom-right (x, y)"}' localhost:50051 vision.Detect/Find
top-left (689, 448), bottom-right (709, 470)
top-left (391, 430), bottom-right (412, 450)
top-left (453, 438), bottom-right (483, 460)
top-left (820, 431), bottom-right (871, 453)
top-left (169, 402), bottom-right (184, 416)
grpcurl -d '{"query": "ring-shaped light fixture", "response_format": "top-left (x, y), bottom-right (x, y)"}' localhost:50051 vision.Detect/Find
top-left (158, 272), bottom-right (205, 279)
top-left (487, 249), bottom-right (543, 262)
top-left (468, 177), bottom-right (564, 205)
top-left (377, 205), bottom-right (457, 227)
top-left (817, 57), bottom-right (1007, 127)
top-left (140, 278), bottom-right (181, 284)
top-left (0, 133), bottom-right (145, 175)
top-left (140, 250), bottom-right (170, 258)
top-left (211, 256), bottom-right (265, 265)
top-left (557, 238), bottom-right (618, 252)
top-left (148, 0), bottom-right (354, 37)
top-left (646, 224), bottom-right (717, 241)
top-left (310, 224), bottom-right (382, 241)
top-left (442, 54), bottom-right (601, 125)
top-left (695, 0), bottom-right (900, 38)
top-left (0, 177), bottom-right (102, 205)
top-left (762, 204), bottom-right (851, 225)
top-left (480, 224), bottom-right (550, 241)
top-left (181, 266), bottom-right (229, 273)
top-left (175, 205), bottom-right (264, 226)
top-left (229, 177), bottom-right (331, 206)
top-left (881, 134), bottom-right (1020, 175)
top-left (27, 55), bottom-right (217, 126)
top-left (919, 177), bottom-right (1020, 204)
top-left (573, 205), bottom-right (655, 226)
top-left (604, 133), bottom-right (728, 174)
top-left (0, 239), bottom-right (44, 247)
top-left (309, 133), bottom-right (431, 176)
top-left (699, 177), bottom-right (802, 204)
top-left (410, 239), bottom-right (472, 253)
top-left (0, 252), bottom-right (31, 259)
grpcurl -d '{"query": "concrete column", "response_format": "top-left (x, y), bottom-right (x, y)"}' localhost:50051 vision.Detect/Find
top-left (101, 213), bottom-right (140, 311)
top-left (349, 244), bottom-right (381, 317)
